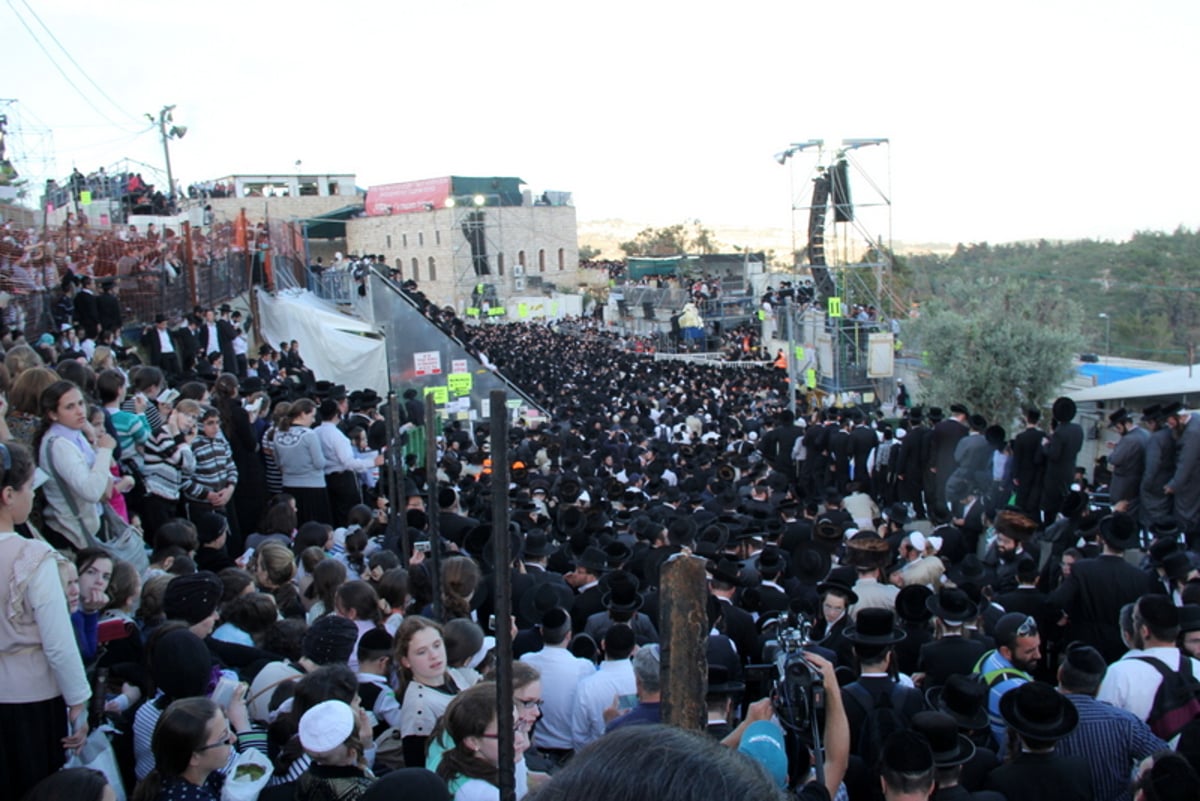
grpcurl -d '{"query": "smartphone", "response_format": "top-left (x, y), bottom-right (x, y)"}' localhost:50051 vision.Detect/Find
top-left (617, 694), bottom-right (638, 711)
top-left (488, 614), bottom-right (497, 631)
top-left (239, 547), bottom-right (255, 565)
top-left (414, 541), bottom-right (432, 553)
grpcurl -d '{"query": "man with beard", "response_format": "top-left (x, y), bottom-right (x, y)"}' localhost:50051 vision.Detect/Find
top-left (1107, 407), bottom-right (1150, 523)
top-left (1140, 404), bottom-right (1175, 529)
top-left (1048, 512), bottom-right (1154, 663)
top-left (1164, 402), bottom-right (1200, 547)
top-left (973, 611), bottom-right (1042, 753)
top-left (1011, 408), bottom-right (1045, 516)
top-left (1041, 397), bottom-right (1084, 525)
top-left (982, 509), bottom-right (1040, 594)
top-left (896, 408), bottom-right (930, 519)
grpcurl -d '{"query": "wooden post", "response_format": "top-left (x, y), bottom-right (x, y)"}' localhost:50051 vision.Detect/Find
top-left (425, 393), bottom-right (443, 621)
top-left (385, 390), bottom-right (407, 560)
top-left (659, 554), bottom-right (709, 731)
top-left (489, 390), bottom-right (516, 801)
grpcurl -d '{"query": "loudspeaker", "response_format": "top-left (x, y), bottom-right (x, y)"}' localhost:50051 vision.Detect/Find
top-left (831, 159), bottom-right (853, 223)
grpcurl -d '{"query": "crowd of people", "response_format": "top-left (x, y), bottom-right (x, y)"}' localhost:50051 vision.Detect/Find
top-left (0, 269), bottom-right (1198, 801)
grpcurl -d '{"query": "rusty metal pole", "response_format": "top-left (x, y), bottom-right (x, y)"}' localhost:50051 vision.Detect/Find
top-left (490, 390), bottom-right (515, 801)
top-left (659, 554), bottom-right (709, 731)
top-left (425, 393), bottom-right (443, 621)
top-left (386, 390), bottom-right (407, 562)
top-left (182, 220), bottom-right (197, 310)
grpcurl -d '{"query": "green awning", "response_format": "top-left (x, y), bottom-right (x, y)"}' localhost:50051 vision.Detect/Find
top-left (301, 204), bottom-right (363, 239)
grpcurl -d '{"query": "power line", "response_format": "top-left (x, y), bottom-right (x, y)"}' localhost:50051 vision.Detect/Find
top-left (16, 0), bottom-right (144, 126)
top-left (5, 0), bottom-right (144, 134)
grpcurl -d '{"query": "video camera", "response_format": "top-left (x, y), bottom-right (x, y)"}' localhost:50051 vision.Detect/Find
top-left (757, 612), bottom-right (824, 727)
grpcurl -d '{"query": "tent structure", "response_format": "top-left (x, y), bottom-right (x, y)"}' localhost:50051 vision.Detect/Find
top-left (255, 288), bottom-right (387, 393)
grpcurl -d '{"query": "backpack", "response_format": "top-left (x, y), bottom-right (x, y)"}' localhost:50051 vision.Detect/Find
top-left (1134, 656), bottom-right (1200, 740)
top-left (845, 681), bottom-right (910, 769)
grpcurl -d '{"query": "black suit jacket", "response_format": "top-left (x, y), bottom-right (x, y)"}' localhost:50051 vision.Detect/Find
top-left (849, 425), bottom-right (877, 486)
top-left (1048, 554), bottom-right (1154, 663)
top-left (985, 752), bottom-right (1093, 801)
top-left (97, 292), bottom-right (122, 333)
top-left (918, 636), bottom-right (988, 690)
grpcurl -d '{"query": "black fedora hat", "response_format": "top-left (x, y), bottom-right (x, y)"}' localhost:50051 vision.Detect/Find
top-left (896, 584), bottom-right (934, 623)
top-left (518, 581), bottom-right (574, 624)
top-left (813, 520), bottom-right (846, 552)
top-left (706, 664), bottom-right (746, 697)
top-left (999, 681), bottom-right (1079, 741)
top-left (1108, 407), bottom-right (1133, 427)
top-left (557, 505), bottom-right (587, 536)
top-left (790, 541), bottom-right (832, 584)
top-left (600, 570), bottom-right (643, 613)
top-left (816, 565), bottom-right (859, 606)
top-left (1151, 519), bottom-right (1182, 540)
top-left (1052, 396), bottom-right (1077, 423)
top-left (708, 557), bottom-right (746, 587)
top-left (910, 711), bottom-right (976, 767)
top-left (926, 674), bottom-right (989, 731)
top-left (522, 528), bottom-right (557, 558)
top-left (574, 545), bottom-right (610, 574)
top-left (926, 587), bottom-right (979, 625)
top-left (1099, 512), bottom-right (1140, 551)
top-left (1179, 604), bottom-right (1200, 635)
top-left (842, 607), bottom-right (906, 645)
top-left (947, 554), bottom-right (992, 588)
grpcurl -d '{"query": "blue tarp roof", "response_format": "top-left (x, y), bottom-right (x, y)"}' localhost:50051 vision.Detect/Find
top-left (1076, 364), bottom-right (1156, 386)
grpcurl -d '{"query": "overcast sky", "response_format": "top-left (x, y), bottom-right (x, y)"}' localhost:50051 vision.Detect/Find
top-left (5, 0), bottom-right (1195, 245)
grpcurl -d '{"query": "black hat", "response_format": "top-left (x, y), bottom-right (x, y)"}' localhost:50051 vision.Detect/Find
top-left (1099, 512), bottom-right (1140, 551)
top-left (601, 570), bottom-right (643, 613)
top-left (1179, 604), bottom-right (1200, 634)
top-left (1142, 403), bottom-right (1163, 423)
top-left (358, 389), bottom-right (382, 409)
top-left (154, 313), bottom-right (168, 324)
top-left (928, 407), bottom-right (944, 422)
top-left (844, 530), bottom-right (892, 570)
top-left (813, 520), bottom-right (845, 551)
top-left (985, 424), bottom-right (1006, 449)
top-left (880, 731), bottom-right (934, 774)
top-left (522, 529), bottom-right (557, 558)
top-left (1162, 551), bottom-right (1193, 583)
top-left (885, 502), bottom-right (909, 526)
top-left (926, 587), bottom-right (979, 624)
top-left (358, 627), bottom-right (394, 656)
top-left (706, 664), bottom-right (746, 697)
top-left (218, 303), bottom-right (233, 313)
top-left (303, 615), bottom-right (359, 665)
top-left (1148, 536), bottom-right (1184, 566)
top-left (757, 546), bottom-right (786, 574)
top-left (999, 681), bottom-right (1079, 741)
top-left (1109, 407), bottom-right (1133, 427)
top-left (926, 674), bottom-right (990, 731)
top-left (575, 545), bottom-right (610, 575)
top-left (895, 584), bottom-right (934, 623)
top-left (1161, 401), bottom-right (1184, 418)
top-left (519, 581), bottom-right (574, 625)
top-left (1151, 519), bottom-right (1183, 541)
top-left (708, 557), bottom-right (746, 587)
top-left (1061, 641), bottom-right (1107, 678)
top-left (604, 540), bottom-right (632, 569)
top-left (949, 403), bottom-right (969, 416)
top-left (947, 554), bottom-right (992, 588)
top-left (910, 711), bottom-right (976, 767)
top-left (790, 541), bottom-right (832, 584)
top-left (1060, 490), bottom-right (1088, 520)
top-left (1052, 396), bottom-right (1077, 423)
top-left (843, 607), bottom-right (906, 645)
top-left (817, 565), bottom-right (859, 605)
top-left (163, 571), bottom-right (223, 624)
top-left (695, 523), bottom-right (729, 559)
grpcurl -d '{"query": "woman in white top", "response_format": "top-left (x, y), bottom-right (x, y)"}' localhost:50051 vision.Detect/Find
top-left (395, 616), bottom-right (478, 768)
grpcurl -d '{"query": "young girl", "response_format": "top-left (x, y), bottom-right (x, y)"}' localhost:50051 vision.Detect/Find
top-left (434, 682), bottom-right (531, 801)
top-left (395, 616), bottom-right (479, 768)
top-left (72, 547), bottom-right (114, 663)
top-left (304, 558), bottom-right (348, 625)
top-left (253, 541), bottom-right (305, 619)
top-left (335, 580), bottom-right (382, 672)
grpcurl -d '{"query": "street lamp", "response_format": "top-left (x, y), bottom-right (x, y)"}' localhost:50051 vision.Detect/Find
top-left (146, 104), bottom-right (186, 205)
top-left (1098, 312), bottom-right (1111, 362)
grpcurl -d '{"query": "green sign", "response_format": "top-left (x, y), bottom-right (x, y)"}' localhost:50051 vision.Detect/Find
top-left (80, 190), bottom-right (92, 206)
top-left (518, 303), bottom-right (529, 318)
top-left (466, 307), bottom-right (480, 317)
top-left (447, 372), bottom-right (473, 395)
top-left (506, 399), bottom-right (521, 409)
top-left (805, 368), bottom-right (817, 388)
top-left (794, 345), bottom-right (805, 360)
top-left (827, 297), bottom-right (843, 318)
top-left (423, 386), bottom-right (449, 404)
top-left (487, 306), bottom-right (506, 317)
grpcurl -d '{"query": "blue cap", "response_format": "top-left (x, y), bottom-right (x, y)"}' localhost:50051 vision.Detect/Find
top-left (738, 720), bottom-right (788, 788)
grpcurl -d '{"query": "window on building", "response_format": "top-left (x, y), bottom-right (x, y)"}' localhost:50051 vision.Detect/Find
top-left (387, 235), bottom-right (392, 249)
top-left (435, 230), bottom-right (441, 245)
top-left (395, 258), bottom-right (404, 279)
top-left (412, 257), bottom-right (419, 281)
top-left (497, 253), bottom-right (505, 277)
top-left (518, 250), bottom-right (526, 268)
top-left (402, 233), bottom-right (408, 248)
top-left (558, 248), bottom-right (565, 270)
top-left (538, 249), bottom-right (546, 273)
top-left (428, 257), bottom-right (437, 281)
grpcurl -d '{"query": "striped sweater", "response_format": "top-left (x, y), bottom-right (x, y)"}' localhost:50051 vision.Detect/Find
top-left (183, 433), bottom-right (238, 502)
top-left (141, 429), bottom-right (196, 500)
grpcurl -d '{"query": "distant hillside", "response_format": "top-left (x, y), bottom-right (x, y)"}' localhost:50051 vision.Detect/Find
top-left (576, 218), bottom-right (957, 263)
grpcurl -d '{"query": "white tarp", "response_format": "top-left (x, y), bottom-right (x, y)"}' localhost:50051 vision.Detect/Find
top-left (1069, 362), bottom-right (1200, 404)
top-left (255, 288), bottom-right (388, 393)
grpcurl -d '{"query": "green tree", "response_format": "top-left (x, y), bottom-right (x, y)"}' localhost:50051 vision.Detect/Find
top-left (619, 220), bottom-right (721, 257)
top-left (578, 243), bottom-right (602, 261)
top-left (906, 277), bottom-right (1084, 428)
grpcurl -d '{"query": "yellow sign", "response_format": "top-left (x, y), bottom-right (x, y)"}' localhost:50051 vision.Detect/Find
top-left (80, 190), bottom-right (92, 206)
top-left (423, 386), bottom-right (449, 404)
top-left (518, 303), bottom-right (529, 318)
top-left (447, 373), bottom-right (472, 396)
top-left (757, 309), bottom-right (766, 321)
top-left (488, 306), bottom-right (505, 317)
top-left (827, 297), bottom-right (843, 318)
top-left (805, 368), bottom-right (817, 388)
top-left (794, 345), bottom-right (805, 360)
top-left (466, 307), bottom-right (480, 317)
top-left (549, 302), bottom-right (558, 316)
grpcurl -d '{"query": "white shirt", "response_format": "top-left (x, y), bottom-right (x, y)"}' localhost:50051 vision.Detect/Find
top-left (316, 421), bottom-right (376, 475)
top-left (156, 326), bottom-right (175, 353)
top-left (205, 322), bottom-right (220, 355)
top-left (520, 645), bottom-right (597, 750)
top-left (1096, 645), bottom-right (1200, 724)
top-left (571, 658), bottom-right (635, 750)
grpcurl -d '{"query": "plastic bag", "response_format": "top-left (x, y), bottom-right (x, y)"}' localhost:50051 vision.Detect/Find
top-left (221, 748), bottom-right (272, 801)
top-left (65, 728), bottom-right (126, 801)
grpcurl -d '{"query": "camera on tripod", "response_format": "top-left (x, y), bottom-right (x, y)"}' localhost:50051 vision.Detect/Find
top-left (750, 611), bottom-right (825, 728)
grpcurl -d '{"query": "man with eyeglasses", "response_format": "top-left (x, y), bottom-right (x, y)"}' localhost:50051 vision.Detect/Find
top-left (973, 611), bottom-right (1041, 752)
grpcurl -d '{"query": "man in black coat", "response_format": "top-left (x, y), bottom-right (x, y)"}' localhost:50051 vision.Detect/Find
top-left (848, 411), bottom-right (878, 489)
top-left (1047, 512), bottom-right (1154, 663)
top-left (756, 409), bottom-right (804, 488)
top-left (1011, 408), bottom-right (1046, 516)
top-left (1106, 407), bottom-right (1149, 521)
top-left (72, 274), bottom-right (101, 338)
top-left (97, 279), bottom-right (122, 335)
top-left (1140, 405), bottom-right (1176, 528)
top-left (984, 682), bottom-right (1093, 801)
top-left (826, 417), bottom-right (852, 495)
top-left (1040, 397), bottom-right (1084, 525)
top-left (919, 589), bottom-right (988, 690)
top-left (897, 409), bottom-right (931, 519)
top-left (930, 404), bottom-right (969, 516)
top-left (801, 411), bottom-right (830, 498)
top-left (144, 313), bottom-right (181, 378)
